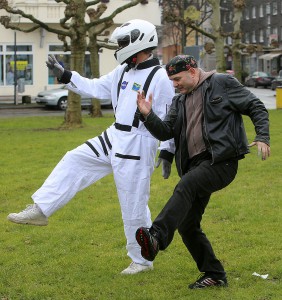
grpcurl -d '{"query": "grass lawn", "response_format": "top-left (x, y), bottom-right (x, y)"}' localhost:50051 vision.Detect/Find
top-left (0, 110), bottom-right (281, 300)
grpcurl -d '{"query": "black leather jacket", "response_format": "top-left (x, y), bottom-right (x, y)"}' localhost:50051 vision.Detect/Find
top-left (144, 73), bottom-right (270, 177)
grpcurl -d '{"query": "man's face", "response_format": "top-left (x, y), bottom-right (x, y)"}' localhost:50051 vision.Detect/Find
top-left (169, 69), bottom-right (197, 94)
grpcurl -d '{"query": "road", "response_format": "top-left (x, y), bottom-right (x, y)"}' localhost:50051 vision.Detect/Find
top-left (0, 106), bottom-right (114, 118)
top-left (0, 86), bottom-right (277, 118)
top-left (247, 87), bottom-right (276, 110)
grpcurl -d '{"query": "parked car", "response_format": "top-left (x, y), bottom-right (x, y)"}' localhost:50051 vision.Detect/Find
top-left (271, 70), bottom-right (282, 90)
top-left (245, 71), bottom-right (275, 88)
top-left (35, 85), bottom-right (111, 110)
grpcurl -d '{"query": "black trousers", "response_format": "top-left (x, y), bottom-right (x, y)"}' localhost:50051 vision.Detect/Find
top-left (152, 155), bottom-right (238, 278)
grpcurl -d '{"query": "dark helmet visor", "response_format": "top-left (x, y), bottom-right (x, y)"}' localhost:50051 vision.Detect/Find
top-left (117, 29), bottom-right (141, 49)
top-left (117, 35), bottom-right (130, 49)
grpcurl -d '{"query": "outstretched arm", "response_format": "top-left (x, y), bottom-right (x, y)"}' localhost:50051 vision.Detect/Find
top-left (46, 55), bottom-right (65, 80)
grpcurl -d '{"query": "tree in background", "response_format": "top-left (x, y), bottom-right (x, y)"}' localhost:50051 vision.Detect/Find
top-left (161, 0), bottom-right (212, 56)
top-left (162, 0), bottom-right (248, 77)
top-left (160, 0), bottom-right (226, 71)
top-left (225, 0), bottom-right (245, 83)
top-left (160, 0), bottom-right (243, 75)
top-left (0, 0), bottom-right (144, 127)
top-left (160, 0), bottom-right (278, 82)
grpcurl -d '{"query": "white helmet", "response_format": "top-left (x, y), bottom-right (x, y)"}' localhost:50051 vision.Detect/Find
top-left (110, 19), bottom-right (158, 65)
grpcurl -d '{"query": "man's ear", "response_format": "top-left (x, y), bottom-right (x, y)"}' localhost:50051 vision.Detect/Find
top-left (189, 67), bottom-right (198, 78)
top-left (189, 67), bottom-right (196, 75)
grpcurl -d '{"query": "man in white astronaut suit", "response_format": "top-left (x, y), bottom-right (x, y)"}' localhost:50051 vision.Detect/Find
top-left (7, 19), bottom-right (175, 275)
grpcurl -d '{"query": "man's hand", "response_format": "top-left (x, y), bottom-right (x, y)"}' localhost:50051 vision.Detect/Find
top-left (137, 91), bottom-right (153, 117)
top-left (46, 55), bottom-right (64, 80)
top-left (248, 141), bottom-right (270, 160)
top-left (155, 158), bottom-right (171, 179)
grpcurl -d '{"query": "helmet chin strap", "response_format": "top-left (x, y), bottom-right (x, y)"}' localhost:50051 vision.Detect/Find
top-left (125, 54), bottom-right (138, 69)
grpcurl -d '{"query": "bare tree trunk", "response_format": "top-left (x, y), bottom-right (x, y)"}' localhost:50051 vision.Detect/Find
top-left (232, 0), bottom-right (245, 82)
top-left (62, 46), bottom-right (86, 128)
top-left (61, 0), bottom-right (87, 128)
top-left (89, 34), bottom-right (102, 118)
top-left (208, 0), bottom-right (225, 73)
top-left (0, 0), bottom-right (143, 127)
top-left (214, 37), bottom-right (225, 73)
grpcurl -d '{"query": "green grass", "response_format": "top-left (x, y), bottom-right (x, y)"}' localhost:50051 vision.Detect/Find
top-left (0, 111), bottom-right (281, 300)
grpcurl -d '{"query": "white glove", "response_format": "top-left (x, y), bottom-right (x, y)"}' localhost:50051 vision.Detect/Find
top-left (155, 158), bottom-right (171, 179)
top-left (46, 55), bottom-right (64, 79)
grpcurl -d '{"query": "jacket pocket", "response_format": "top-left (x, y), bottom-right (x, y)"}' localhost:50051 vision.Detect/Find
top-left (210, 96), bottom-right (223, 104)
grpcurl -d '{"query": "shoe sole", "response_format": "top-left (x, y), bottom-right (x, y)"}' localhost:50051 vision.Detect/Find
top-left (188, 283), bottom-right (228, 289)
top-left (7, 216), bottom-right (48, 226)
top-left (121, 266), bottom-right (153, 275)
top-left (188, 280), bottom-right (228, 289)
top-left (136, 228), bottom-right (158, 261)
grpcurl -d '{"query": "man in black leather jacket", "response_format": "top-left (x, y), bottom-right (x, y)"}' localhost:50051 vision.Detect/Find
top-left (135, 55), bottom-right (270, 289)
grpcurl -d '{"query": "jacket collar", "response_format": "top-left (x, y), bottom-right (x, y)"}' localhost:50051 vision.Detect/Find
top-left (135, 57), bottom-right (160, 70)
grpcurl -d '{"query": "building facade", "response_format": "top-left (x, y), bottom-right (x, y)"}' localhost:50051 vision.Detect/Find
top-left (0, 0), bottom-right (161, 99)
top-left (221, 0), bottom-right (282, 77)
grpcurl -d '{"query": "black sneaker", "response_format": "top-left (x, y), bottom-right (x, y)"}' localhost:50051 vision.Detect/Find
top-left (136, 227), bottom-right (159, 261)
top-left (188, 274), bottom-right (228, 289)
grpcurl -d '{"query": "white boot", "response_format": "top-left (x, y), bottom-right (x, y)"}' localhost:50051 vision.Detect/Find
top-left (121, 262), bottom-right (153, 275)
top-left (7, 204), bottom-right (48, 226)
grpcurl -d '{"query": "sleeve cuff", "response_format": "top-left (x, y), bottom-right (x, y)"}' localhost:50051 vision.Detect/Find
top-left (159, 150), bottom-right (174, 164)
top-left (139, 110), bottom-right (152, 122)
top-left (58, 70), bottom-right (72, 84)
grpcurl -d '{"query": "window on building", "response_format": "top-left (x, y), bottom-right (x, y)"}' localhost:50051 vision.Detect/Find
top-left (1, 45), bottom-right (33, 86)
top-left (49, 45), bottom-right (65, 52)
top-left (272, 27), bottom-right (278, 35)
top-left (245, 32), bottom-right (249, 44)
top-left (272, 1), bottom-right (278, 15)
top-left (266, 3), bottom-right (270, 14)
top-left (252, 6), bottom-right (256, 18)
top-left (259, 29), bottom-right (264, 42)
top-left (252, 30), bottom-right (256, 43)
top-left (48, 46), bottom-right (92, 85)
top-left (259, 4), bottom-right (264, 17)
top-left (227, 37), bottom-right (232, 45)
top-left (245, 8), bottom-right (249, 20)
top-left (267, 15), bottom-right (271, 25)
top-left (223, 12), bottom-right (227, 24)
top-left (229, 12), bottom-right (233, 22)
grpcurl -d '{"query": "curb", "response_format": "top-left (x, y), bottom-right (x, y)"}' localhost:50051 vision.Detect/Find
top-left (0, 103), bottom-right (39, 109)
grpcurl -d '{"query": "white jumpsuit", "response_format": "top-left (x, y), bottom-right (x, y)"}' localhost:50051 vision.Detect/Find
top-left (32, 60), bottom-right (175, 266)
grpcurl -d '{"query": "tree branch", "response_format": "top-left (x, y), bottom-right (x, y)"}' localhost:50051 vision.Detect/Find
top-left (86, 0), bottom-right (101, 8)
top-left (1, 5), bottom-right (71, 36)
top-left (187, 22), bottom-right (216, 40)
top-left (97, 41), bottom-right (117, 50)
top-left (54, 0), bottom-right (71, 4)
top-left (86, 0), bottom-right (142, 29)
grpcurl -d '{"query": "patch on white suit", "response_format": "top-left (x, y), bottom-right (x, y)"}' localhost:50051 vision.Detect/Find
top-left (132, 82), bottom-right (141, 92)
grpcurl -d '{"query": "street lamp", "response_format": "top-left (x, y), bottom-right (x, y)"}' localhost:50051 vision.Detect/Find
top-left (10, 11), bottom-right (21, 105)
top-left (13, 30), bottom-right (17, 105)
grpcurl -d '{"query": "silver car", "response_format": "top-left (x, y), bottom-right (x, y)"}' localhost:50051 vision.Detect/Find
top-left (35, 85), bottom-right (112, 110)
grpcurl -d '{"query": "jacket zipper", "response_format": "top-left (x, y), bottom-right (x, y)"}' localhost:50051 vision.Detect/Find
top-left (202, 84), bottom-right (214, 164)
top-left (179, 97), bottom-right (186, 177)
